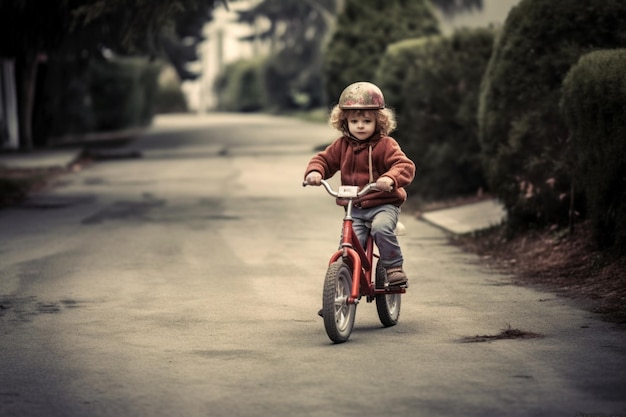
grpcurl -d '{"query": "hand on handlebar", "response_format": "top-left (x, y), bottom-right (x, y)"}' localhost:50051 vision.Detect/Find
top-left (305, 171), bottom-right (323, 186)
top-left (376, 176), bottom-right (394, 192)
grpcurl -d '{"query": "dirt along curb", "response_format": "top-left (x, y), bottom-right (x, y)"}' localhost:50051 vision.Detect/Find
top-left (448, 220), bottom-right (626, 326)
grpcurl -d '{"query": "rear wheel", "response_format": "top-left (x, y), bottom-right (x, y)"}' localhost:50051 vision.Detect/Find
top-left (322, 260), bottom-right (356, 343)
top-left (375, 261), bottom-right (401, 327)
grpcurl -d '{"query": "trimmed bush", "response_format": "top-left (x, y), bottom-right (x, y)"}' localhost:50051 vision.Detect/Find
top-left (37, 55), bottom-right (160, 143)
top-left (478, 0), bottom-right (626, 229)
top-left (323, 0), bottom-right (439, 107)
top-left (561, 49), bottom-right (626, 251)
top-left (37, 55), bottom-right (95, 141)
top-left (213, 58), bottom-right (266, 112)
top-left (154, 87), bottom-right (187, 114)
top-left (154, 64), bottom-right (188, 114)
top-left (89, 57), bottom-right (161, 130)
top-left (377, 28), bottom-right (495, 199)
top-left (375, 36), bottom-right (436, 125)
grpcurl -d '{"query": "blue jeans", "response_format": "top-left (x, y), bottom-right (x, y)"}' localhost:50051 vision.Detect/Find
top-left (342, 204), bottom-right (403, 268)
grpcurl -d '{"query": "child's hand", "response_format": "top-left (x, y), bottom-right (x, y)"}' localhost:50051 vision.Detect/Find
top-left (376, 176), bottom-right (394, 192)
top-left (305, 171), bottom-right (322, 186)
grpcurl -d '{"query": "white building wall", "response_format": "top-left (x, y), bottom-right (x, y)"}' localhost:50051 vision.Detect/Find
top-left (183, 1), bottom-right (266, 112)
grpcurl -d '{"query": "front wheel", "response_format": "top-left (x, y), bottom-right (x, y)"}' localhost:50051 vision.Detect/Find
top-left (375, 261), bottom-right (401, 327)
top-left (322, 260), bottom-right (356, 343)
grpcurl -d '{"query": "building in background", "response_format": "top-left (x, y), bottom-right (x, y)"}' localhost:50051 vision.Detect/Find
top-left (183, 0), bottom-right (268, 112)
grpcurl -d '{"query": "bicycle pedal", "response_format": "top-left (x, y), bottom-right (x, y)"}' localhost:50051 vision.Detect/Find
top-left (386, 282), bottom-right (408, 290)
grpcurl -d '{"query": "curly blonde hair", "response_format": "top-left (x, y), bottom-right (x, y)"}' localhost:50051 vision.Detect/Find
top-left (328, 106), bottom-right (397, 137)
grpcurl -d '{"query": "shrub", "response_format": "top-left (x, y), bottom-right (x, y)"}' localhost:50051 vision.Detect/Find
top-left (37, 55), bottom-right (95, 142)
top-left (377, 28), bottom-right (495, 199)
top-left (213, 58), bottom-right (266, 112)
top-left (154, 64), bottom-right (188, 114)
top-left (561, 49), bottom-right (626, 251)
top-left (323, 0), bottom-right (439, 106)
top-left (37, 55), bottom-right (160, 144)
top-left (477, 0), bottom-right (626, 229)
top-left (89, 57), bottom-right (161, 130)
top-left (375, 36), bottom-right (435, 124)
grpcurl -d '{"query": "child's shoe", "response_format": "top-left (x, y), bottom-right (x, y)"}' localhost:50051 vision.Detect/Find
top-left (386, 266), bottom-right (408, 286)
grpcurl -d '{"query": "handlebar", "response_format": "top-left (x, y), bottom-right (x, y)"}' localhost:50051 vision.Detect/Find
top-left (302, 179), bottom-right (379, 198)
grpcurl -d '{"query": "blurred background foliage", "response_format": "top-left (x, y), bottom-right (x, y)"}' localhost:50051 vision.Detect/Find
top-left (478, 0), bottom-right (626, 234)
top-left (561, 49), bottom-right (626, 251)
top-left (322, 0), bottom-right (440, 106)
top-left (1, 0), bottom-right (625, 251)
top-left (0, 0), bottom-right (224, 147)
top-left (376, 28), bottom-right (495, 200)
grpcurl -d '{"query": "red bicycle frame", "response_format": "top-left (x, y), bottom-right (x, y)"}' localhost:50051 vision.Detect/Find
top-left (325, 185), bottom-right (406, 305)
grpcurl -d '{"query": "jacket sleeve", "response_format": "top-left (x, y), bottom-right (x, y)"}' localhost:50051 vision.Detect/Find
top-left (303, 137), bottom-right (343, 179)
top-left (381, 137), bottom-right (415, 188)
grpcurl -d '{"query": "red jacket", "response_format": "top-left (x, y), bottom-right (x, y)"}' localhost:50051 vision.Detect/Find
top-left (305, 135), bottom-right (415, 208)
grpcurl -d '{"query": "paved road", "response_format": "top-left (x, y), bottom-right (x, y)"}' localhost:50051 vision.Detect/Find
top-left (1, 113), bottom-right (624, 417)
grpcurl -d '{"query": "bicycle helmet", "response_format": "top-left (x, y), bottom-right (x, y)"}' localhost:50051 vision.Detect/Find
top-left (338, 81), bottom-right (385, 109)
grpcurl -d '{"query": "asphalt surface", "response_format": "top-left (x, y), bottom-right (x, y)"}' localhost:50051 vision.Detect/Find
top-left (0, 124), bottom-right (507, 236)
top-left (0, 113), bottom-right (624, 417)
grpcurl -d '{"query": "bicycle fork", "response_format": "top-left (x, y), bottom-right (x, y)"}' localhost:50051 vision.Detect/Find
top-left (328, 218), bottom-right (373, 305)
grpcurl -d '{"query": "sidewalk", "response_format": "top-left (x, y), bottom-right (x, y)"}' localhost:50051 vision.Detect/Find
top-left (419, 199), bottom-right (507, 235)
top-left (0, 149), bottom-right (81, 170)
top-left (0, 124), bottom-right (147, 170)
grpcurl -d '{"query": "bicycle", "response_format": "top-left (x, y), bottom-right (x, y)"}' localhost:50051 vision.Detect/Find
top-left (303, 179), bottom-right (407, 343)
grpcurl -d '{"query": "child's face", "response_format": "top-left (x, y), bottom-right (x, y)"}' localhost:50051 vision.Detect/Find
top-left (346, 111), bottom-right (376, 141)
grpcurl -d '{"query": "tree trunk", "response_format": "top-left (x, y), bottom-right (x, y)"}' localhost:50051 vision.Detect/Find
top-left (18, 51), bottom-right (46, 150)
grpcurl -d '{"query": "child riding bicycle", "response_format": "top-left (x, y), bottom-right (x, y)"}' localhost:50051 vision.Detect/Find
top-left (304, 81), bottom-right (416, 286)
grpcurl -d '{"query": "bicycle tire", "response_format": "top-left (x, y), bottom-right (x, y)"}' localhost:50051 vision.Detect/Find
top-left (375, 261), bottom-right (401, 327)
top-left (322, 260), bottom-right (356, 343)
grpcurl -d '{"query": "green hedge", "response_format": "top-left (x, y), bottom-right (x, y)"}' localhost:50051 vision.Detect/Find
top-left (561, 49), bottom-right (626, 251)
top-left (213, 58), bottom-right (266, 112)
top-left (377, 28), bottom-right (495, 199)
top-left (154, 65), bottom-right (188, 114)
top-left (39, 55), bottom-right (161, 143)
top-left (323, 0), bottom-right (439, 107)
top-left (38, 56), bottom-right (95, 141)
top-left (478, 0), bottom-right (626, 229)
top-left (154, 87), bottom-right (187, 114)
top-left (375, 36), bottom-right (435, 126)
top-left (89, 57), bottom-right (161, 130)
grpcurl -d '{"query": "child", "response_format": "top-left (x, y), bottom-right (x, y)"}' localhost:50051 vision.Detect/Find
top-left (304, 81), bottom-right (416, 286)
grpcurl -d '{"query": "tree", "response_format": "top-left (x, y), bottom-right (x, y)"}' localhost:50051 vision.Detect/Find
top-left (228, 0), bottom-right (481, 111)
top-left (234, 0), bottom-right (336, 110)
top-left (323, 0), bottom-right (440, 106)
top-left (160, 3), bottom-right (222, 82)
top-left (0, 0), bottom-right (224, 148)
